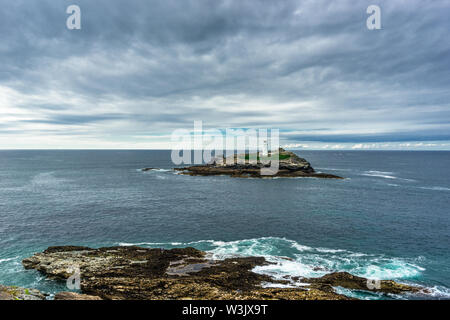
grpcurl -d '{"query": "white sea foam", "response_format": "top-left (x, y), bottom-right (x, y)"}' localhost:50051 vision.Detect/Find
top-left (291, 242), bottom-right (313, 252)
top-left (118, 239), bottom-right (219, 247)
top-left (362, 171), bottom-right (415, 182)
top-left (141, 168), bottom-right (172, 173)
top-left (316, 167), bottom-right (354, 172)
top-left (419, 186), bottom-right (450, 192)
top-left (114, 237), bottom-right (450, 298)
top-left (117, 237), bottom-right (426, 284)
top-left (31, 172), bottom-right (68, 188)
top-left (315, 248), bottom-right (346, 253)
top-left (421, 285), bottom-right (450, 298)
top-left (333, 286), bottom-right (387, 300)
top-left (119, 241), bottom-right (184, 246)
top-left (362, 171), bottom-right (397, 179)
top-left (0, 257), bottom-right (18, 263)
top-left (387, 183), bottom-right (400, 187)
top-left (367, 170), bottom-right (394, 175)
top-left (260, 281), bottom-right (300, 288)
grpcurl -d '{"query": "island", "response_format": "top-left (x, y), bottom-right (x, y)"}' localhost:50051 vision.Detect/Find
top-left (174, 148), bottom-right (343, 178)
top-left (0, 245), bottom-right (425, 300)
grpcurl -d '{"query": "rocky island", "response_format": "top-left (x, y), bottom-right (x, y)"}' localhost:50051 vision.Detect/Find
top-left (10, 245), bottom-right (426, 300)
top-left (174, 148), bottom-right (343, 179)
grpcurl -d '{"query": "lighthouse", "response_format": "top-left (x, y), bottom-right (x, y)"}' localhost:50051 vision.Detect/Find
top-left (261, 140), bottom-right (268, 157)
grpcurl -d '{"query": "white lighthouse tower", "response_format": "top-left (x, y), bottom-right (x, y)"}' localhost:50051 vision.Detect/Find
top-left (262, 140), bottom-right (268, 157)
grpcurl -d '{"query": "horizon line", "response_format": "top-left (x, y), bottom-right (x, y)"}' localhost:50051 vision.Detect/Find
top-left (0, 148), bottom-right (449, 151)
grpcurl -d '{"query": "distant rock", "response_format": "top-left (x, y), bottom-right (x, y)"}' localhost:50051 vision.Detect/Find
top-left (21, 245), bottom-right (424, 300)
top-left (175, 148), bottom-right (343, 179)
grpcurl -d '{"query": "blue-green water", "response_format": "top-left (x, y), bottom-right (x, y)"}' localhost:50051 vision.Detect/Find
top-left (0, 150), bottom-right (449, 299)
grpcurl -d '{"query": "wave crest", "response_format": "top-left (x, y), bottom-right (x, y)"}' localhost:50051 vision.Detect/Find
top-left (118, 237), bottom-right (424, 281)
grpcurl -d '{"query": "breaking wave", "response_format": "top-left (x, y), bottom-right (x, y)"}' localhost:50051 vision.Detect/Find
top-left (0, 257), bottom-right (18, 264)
top-left (118, 237), bottom-right (450, 299)
top-left (140, 168), bottom-right (172, 173)
top-left (362, 171), bottom-right (397, 179)
top-left (419, 186), bottom-right (450, 192)
top-left (361, 171), bottom-right (415, 181)
top-left (118, 237), bottom-right (426, 284)
top-left (118, 238), bottom-right (450, 299)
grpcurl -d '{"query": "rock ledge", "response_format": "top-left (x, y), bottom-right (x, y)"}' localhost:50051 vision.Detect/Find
top-left (20, 245), bottom-right (424, 300)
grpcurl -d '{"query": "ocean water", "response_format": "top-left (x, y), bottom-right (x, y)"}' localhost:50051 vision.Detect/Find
top-left (0, 150), bottom-right (449, 299)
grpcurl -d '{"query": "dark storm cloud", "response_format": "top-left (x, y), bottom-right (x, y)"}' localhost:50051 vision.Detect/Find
top-left (0, 0), bottom-right (449, 147)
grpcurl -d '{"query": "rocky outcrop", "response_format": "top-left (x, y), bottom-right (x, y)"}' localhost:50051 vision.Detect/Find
top-left (21, 246), bottom-right (423, 300)
top-left (0, 284), bottom-right (45, 300)
top-left (54, 292), bottom-right (102, 300)
top-left (175, 148), bottom-right (343, 179)
top-left (305, 272), bottom-right (423, 295)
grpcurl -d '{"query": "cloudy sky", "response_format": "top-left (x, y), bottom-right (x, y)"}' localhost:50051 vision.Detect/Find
top-left (0, 0), bottom-right (449, 149)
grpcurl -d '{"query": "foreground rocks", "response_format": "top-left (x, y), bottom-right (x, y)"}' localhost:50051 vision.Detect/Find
top-left (0, 284), bottom-right (45, 300)
top-left (305, 272), bottom-right (423, 295)
top-left (175, 148), bottom-right (343, 179)
top-left (20, 245), bottom-right (424, 300)
top-left (54, 292), bottom-right (102, 300)
top-left (0, 285), bottom-right (104, 300)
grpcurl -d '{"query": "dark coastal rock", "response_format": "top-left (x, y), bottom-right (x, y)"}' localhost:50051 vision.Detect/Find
top-left (305, 272), bottom-right (422, 294)
top-left (44, 245), bottom-right (93, 253)
top-left (54, 292), bottom-right (102, 300)
top-left (22, 245), bottom-right (422, 300)
top-left (0, 284), bottom-right (45, 300)
top-left (175, 166), bottom-right (343, 179)
top-left (141, 168), bottom-right (155, 172)
top-left (175, 148), bottom-right (343, 179)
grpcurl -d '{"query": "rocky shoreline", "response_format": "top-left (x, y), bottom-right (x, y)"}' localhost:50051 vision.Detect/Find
top-left (174, 148), bottom-right (343, 179)
top-left (0, 245), bottom-right (427, 300)
top-left (0, 284), bottom-right (45, 300)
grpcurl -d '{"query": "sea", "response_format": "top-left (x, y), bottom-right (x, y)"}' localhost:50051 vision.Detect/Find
top-left (0, 150), bottom-right (449, 299)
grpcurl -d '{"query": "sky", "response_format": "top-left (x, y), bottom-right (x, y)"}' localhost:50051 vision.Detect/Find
top-left (0, 0), bottom-right (449, 150)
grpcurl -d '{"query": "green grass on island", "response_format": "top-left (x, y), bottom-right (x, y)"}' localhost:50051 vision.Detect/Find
top-left (278, 154), bottom-right (291, 160)
top-left (243, 153), bottom-right (291, 161)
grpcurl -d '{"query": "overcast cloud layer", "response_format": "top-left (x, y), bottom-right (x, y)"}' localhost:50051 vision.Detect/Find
top-left (0, 0), bottom-right (449, 149)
